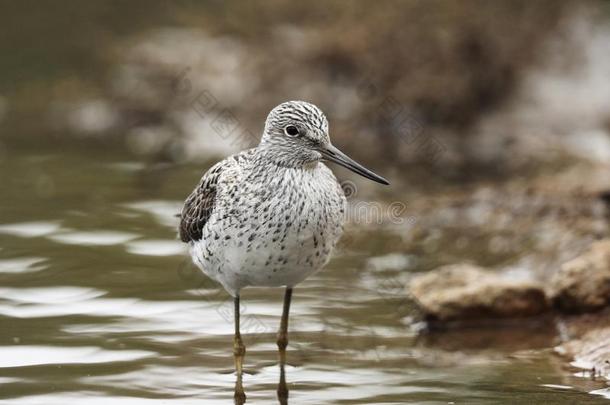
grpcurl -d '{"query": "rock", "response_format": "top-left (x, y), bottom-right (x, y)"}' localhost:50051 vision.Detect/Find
top-left (564, 328), bottom-right (610, 380)
top-left (550, 239), bottom-right (610, 312)
top-left (555, 309), bottom-right (610, 380)
top-left (409, 264), bottom-right (549, 322)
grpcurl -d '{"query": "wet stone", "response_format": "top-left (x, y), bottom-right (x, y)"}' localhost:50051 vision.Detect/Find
top-left (409, 263), bottom-right (549, 322)
top-left (550, 239), bottom-right (610, 313)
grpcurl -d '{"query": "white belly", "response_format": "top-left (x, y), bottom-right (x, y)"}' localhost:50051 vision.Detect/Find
top-left (189, 164), bottom-right (345, 296)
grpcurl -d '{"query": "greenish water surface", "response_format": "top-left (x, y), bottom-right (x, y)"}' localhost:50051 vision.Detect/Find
top-left (0, 145), bottom-right (608, 404)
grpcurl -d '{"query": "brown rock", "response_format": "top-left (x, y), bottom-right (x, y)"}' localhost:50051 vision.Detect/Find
top-left (409, 264), bottom-right (549, 322)
top-left (550, 239), bottom-right (610, 312)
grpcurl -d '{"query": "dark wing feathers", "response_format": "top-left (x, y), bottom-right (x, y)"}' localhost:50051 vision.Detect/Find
top-left (179, 163), bottom-right (224, 243)
top-left (179, 149), bottom-right (254, 243)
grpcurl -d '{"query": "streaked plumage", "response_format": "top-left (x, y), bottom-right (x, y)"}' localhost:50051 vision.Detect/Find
top-left (180, 101), bottom-right (346, 295)
top-left (178, 101), bottom-right (388, 399)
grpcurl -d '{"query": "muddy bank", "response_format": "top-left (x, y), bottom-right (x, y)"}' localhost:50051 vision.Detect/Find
top-left (408, 238), bottom-right (610, 321)
top-left (556, 309), bottom-right (610, 381)
top-left (402, 197), bottom-right (610, 381)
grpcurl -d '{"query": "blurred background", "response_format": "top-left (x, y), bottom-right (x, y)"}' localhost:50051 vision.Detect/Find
top-left (2, 1), bottom-right (610, 404)
top-left (4, 0), bottom-right (610, 174)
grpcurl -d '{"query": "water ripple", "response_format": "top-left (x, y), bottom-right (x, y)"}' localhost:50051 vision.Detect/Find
top-left (48, 230), bottom-right (139, 246)
top-left (123, 200), bottom-right (182, 228)
top-left (125, 239), bottom-right (185, 256)
top-left (0, 221), bottom-right (60, 238)
top-left (1, 394), bottom-right (225, 405)
top-left (0, 345), bottom-right (153, 368)
top-left (0, 286), bottom-right (105, 304)
top-left (0, 257), bottom-right (46, 273)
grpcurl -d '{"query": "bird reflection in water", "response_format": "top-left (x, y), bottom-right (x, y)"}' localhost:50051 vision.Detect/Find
top-left (277, 359), bottom-right (289, 405)
top-left (232, 353), bottom-right (289, 405)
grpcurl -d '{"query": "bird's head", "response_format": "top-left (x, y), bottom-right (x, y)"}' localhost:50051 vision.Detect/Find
top-left (261, 100), bottom-right (389, 185)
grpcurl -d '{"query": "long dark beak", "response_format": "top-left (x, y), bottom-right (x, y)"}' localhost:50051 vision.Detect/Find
top-left (320, 144), bottom-right (389, 185)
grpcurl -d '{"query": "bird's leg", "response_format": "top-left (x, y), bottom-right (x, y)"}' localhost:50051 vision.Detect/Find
top-left (277, 287), bottom-right (293, 366)
top-left (233, 294), bottom-right (246, 403)
top-left (276, 288), bottom-right (292, 403)
top-left (233, 294), bottom-right (246, 370)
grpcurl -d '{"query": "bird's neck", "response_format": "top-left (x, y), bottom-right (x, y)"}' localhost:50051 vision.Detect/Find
top-left (255, 143), bottom-right (319, 170)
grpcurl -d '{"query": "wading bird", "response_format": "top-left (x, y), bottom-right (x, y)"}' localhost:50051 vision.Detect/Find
top-left (179, 100), bottom-right (388, 401)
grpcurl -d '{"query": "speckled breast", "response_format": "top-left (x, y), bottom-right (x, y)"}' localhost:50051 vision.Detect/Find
top-left (190, 162), bottom-right (346, 294)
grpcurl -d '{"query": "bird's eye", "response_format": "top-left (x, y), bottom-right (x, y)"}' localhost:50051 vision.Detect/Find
top-left (284, 125), bottom-right (299, 137)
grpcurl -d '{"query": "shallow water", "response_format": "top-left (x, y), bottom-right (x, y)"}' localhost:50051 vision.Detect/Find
top-left (0, 146), bottom-right (608, 404)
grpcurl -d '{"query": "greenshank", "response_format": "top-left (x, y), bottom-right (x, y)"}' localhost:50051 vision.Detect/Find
top-left (179, 100), bottom-right (388, 399)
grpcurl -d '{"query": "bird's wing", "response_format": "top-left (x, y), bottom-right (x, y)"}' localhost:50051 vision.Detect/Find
top-left (178, 150), bottom-right (253, 243)
top-left (179, 161), bottom-right (224, 242)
